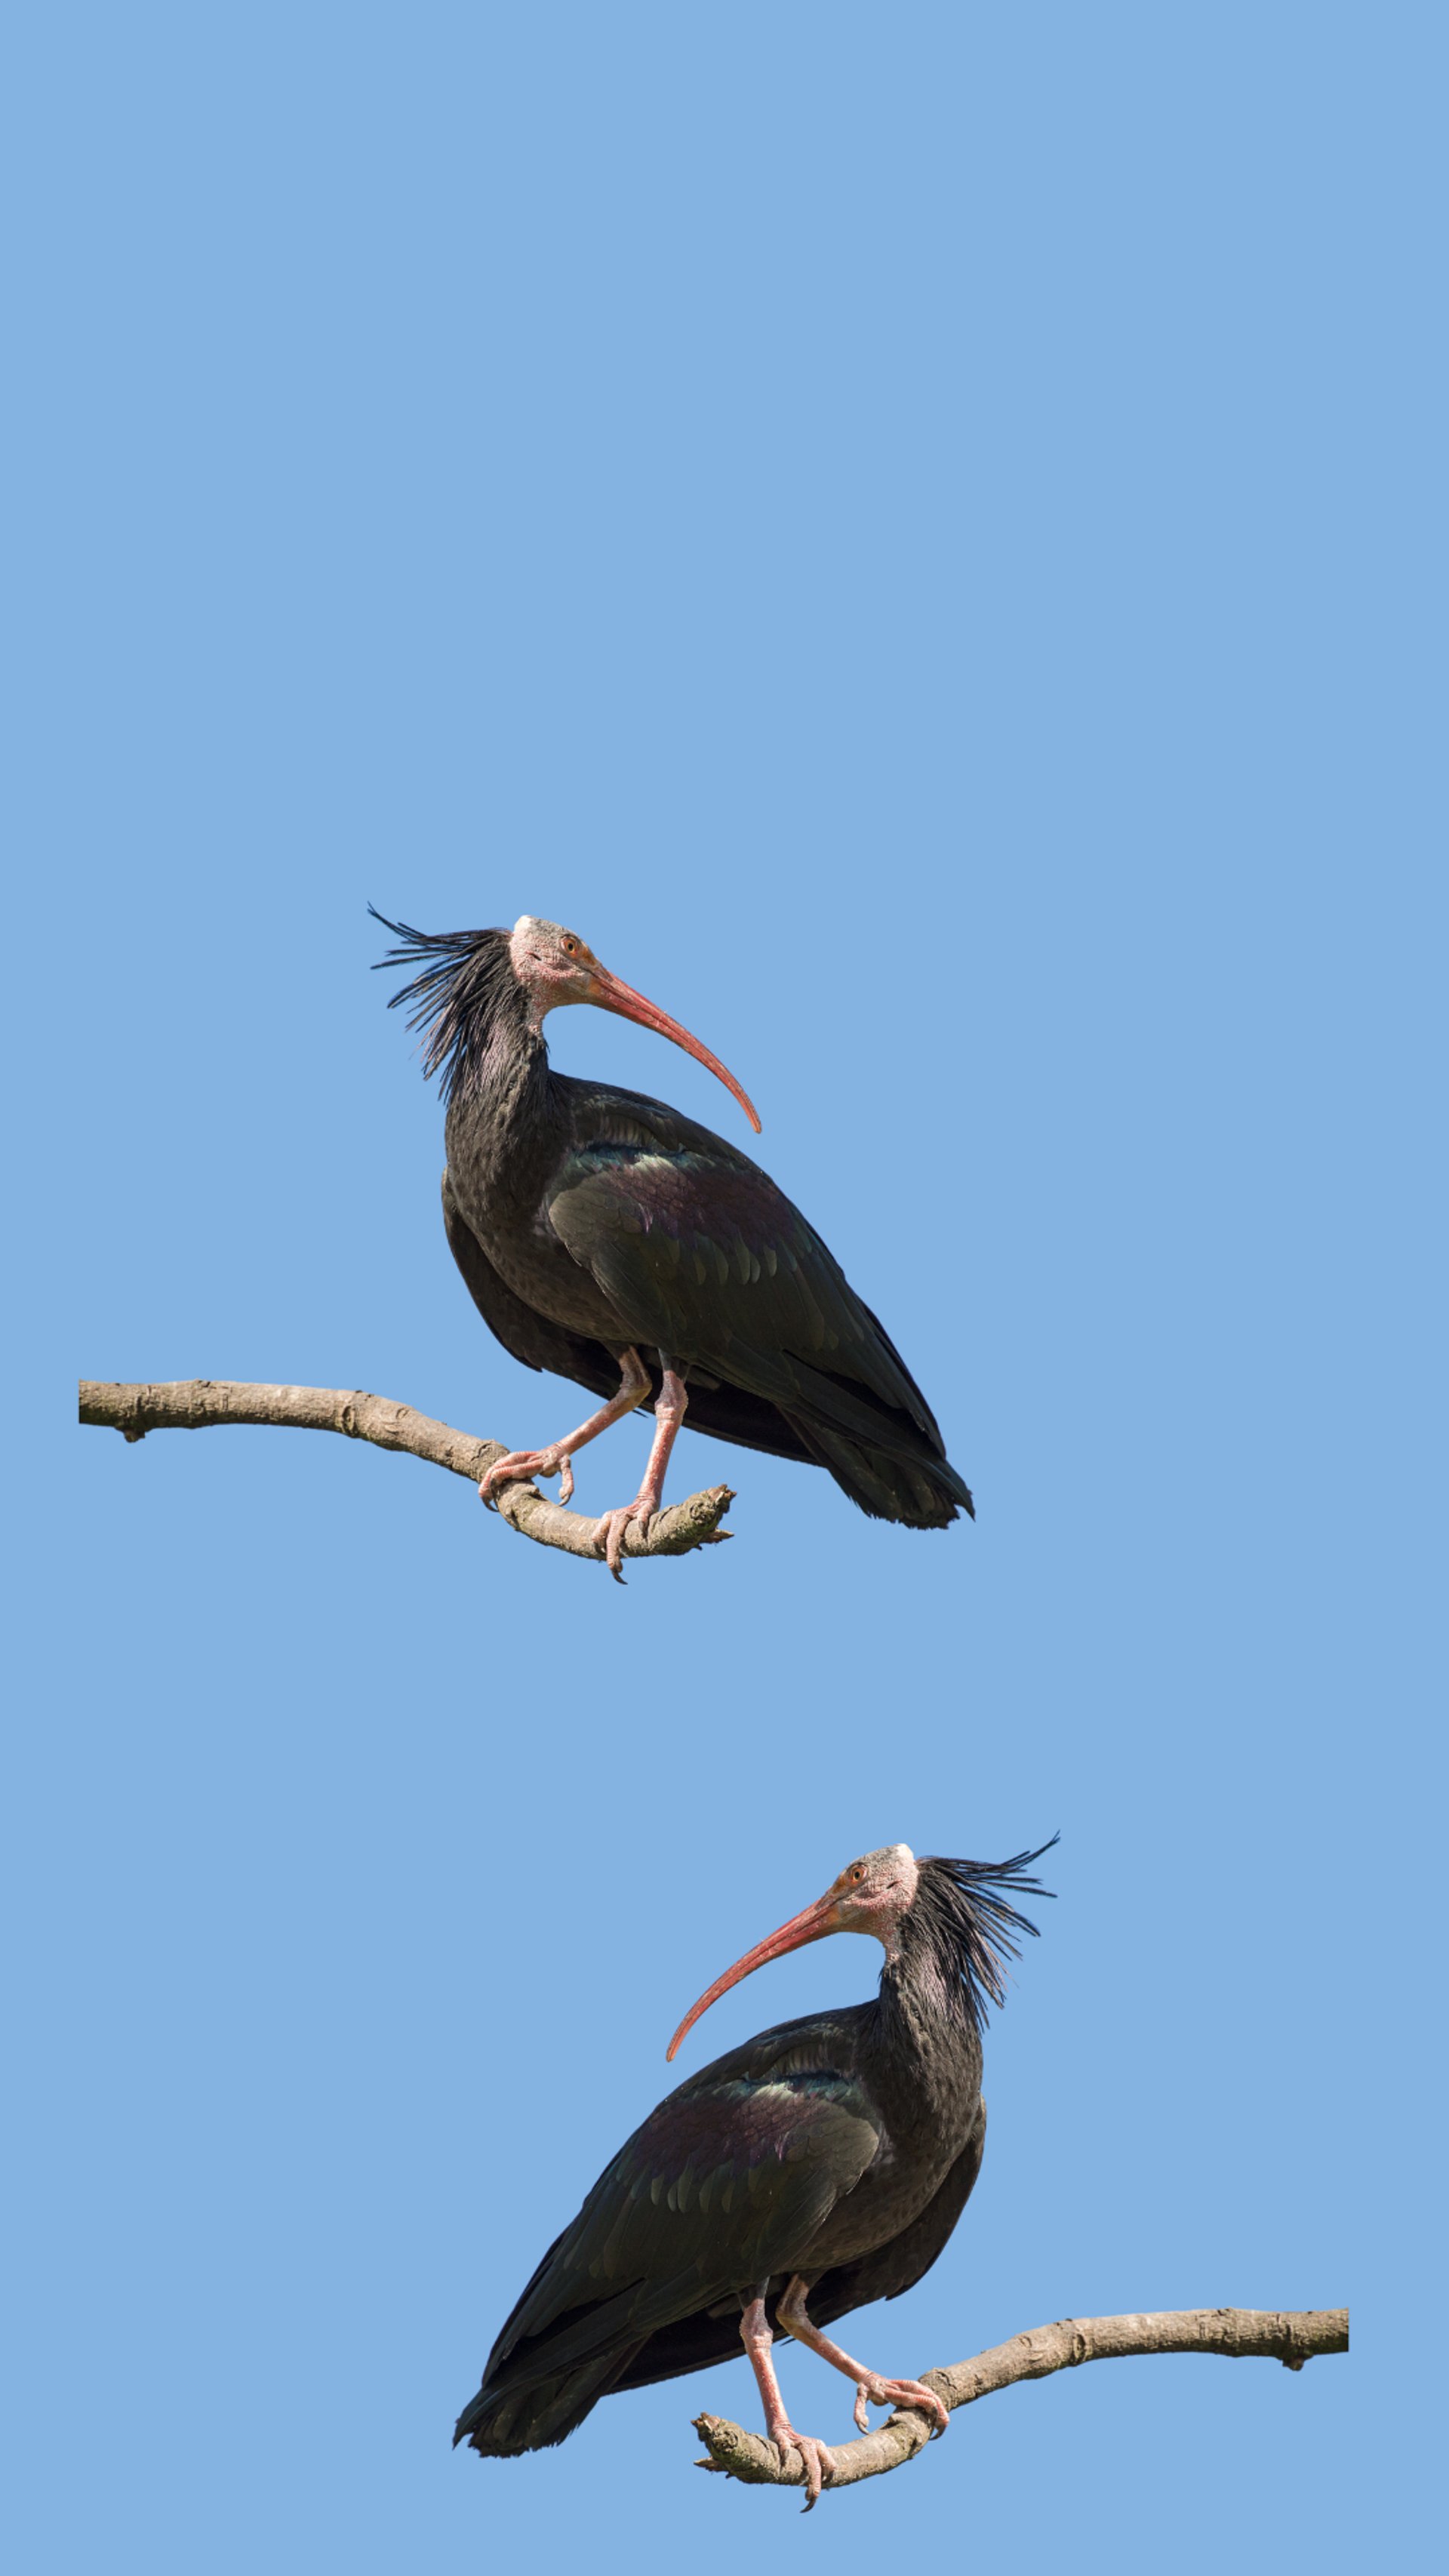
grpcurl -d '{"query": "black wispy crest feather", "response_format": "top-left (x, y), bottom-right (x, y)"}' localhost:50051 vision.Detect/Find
top-left (369, 907), bottom-right (519, 1103)
top-left (912, 1837), bottom-right (1058, 2032)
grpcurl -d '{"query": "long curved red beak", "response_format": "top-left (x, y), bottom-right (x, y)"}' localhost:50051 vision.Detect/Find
top-left (587, 965), bottom-right (761, 1135)
top-left (666, 1890), bottom-right (841, 2061)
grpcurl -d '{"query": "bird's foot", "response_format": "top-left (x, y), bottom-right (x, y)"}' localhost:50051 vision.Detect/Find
top-left (591, 1493), bottom-right (660, 1583)
top-left (768, 2424), bottom-right (836, 2510)
top-left (478, 1445), bottom-right (576, 1507)
top-left (851, 2374), bottom-right (949, 2436)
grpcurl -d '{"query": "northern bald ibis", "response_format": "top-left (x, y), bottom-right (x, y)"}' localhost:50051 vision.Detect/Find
top-left (374, 913), bottom-right (974, 1574)
top-left (454, 1838), bottom-right (1054, 2504)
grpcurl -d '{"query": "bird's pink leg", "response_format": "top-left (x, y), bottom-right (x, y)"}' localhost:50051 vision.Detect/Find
top-left (478, 1348), bottom-right (651, 1509)
top-left (592, 1366), bottom-right (689, 1582)
top-left (777, 2277), bottom-right (949, 2438)
top-left (739, 2297), bottom-right (835, 2511)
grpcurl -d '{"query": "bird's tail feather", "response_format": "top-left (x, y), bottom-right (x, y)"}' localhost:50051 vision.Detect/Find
top-left (454, 2348), bottom-right (639, 2457)
top-left (783, 1414), bottom-right (974, 1526)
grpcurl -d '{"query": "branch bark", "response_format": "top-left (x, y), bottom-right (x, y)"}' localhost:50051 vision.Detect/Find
top-left (694, 2306), bottom-right (1348, 2496)
top-left (78, 1379), bottom-right (734, 1567)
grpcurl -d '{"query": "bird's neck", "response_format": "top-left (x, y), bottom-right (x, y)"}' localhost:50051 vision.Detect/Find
top-left (867, 1938), bottom-right (983, 2117)
top-left (444, 1006), bottom-right (561, 1201)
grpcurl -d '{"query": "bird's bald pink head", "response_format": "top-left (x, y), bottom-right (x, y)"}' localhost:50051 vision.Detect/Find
top-left (506, 916), bottom-right (761, 1134)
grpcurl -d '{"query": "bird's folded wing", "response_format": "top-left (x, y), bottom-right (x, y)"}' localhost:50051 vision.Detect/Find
top-left (546, 1144), bottom-right (944, 1447)
top-left (484, 2064), bottom-right (881, 2390)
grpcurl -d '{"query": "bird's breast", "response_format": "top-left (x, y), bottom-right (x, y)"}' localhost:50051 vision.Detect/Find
top-left (798, 2122), bottom-right (961, 2272)
top-left (442, 1099), bottom-right (636, 1347)
top-left (471, 1195), bottom-right (634, 1346)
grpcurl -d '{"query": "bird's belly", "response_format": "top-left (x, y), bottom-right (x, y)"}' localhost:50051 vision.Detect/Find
top-left (478, 1214), bottom-right (632, 1348)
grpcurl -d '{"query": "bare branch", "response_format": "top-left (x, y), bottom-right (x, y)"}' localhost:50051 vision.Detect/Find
top-left (78, 1379), bottom-right (734, 1566)
top-left (694, 2307), bottom-right (1348, 2496)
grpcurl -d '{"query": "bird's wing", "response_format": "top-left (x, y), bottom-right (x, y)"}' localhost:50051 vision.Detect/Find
top-left (480, 2030), bottom-right (882, 2396)
top-left (544, 1108), bottom-right (946, 1452)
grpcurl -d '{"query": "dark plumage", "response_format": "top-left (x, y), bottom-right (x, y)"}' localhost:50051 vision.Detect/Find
top-left (374, 911), bottom-right (974, 1555)
top-left (454, 1839), bottom-right (1054, 2494)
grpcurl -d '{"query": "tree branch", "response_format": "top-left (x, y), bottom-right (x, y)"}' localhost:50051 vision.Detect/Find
top-left (78, 1379), bottom-right (734, 1567)
top-left (694, 2307), bottom-right (1348, 2496)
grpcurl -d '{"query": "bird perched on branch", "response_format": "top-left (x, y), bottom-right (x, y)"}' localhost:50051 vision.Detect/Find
top-left (454, 1837), bottom-right (1054, 2506)
top-left (374, 911), bottom-right (974, 1573)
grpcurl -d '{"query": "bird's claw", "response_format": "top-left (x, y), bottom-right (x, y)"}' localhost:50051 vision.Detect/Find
top-left (863, 2374), bottom-right (949, 2436)
top-left (478, 1446), bottom-right (568, 1507)
top-left (774, 2429), bottom-right (835, 2510)
top-left (591, 1498), bottom-right (657, 1582)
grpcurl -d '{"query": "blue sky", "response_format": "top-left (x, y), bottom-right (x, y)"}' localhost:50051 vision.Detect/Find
top-left (11, 5), bottom-right (1439, 2568)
